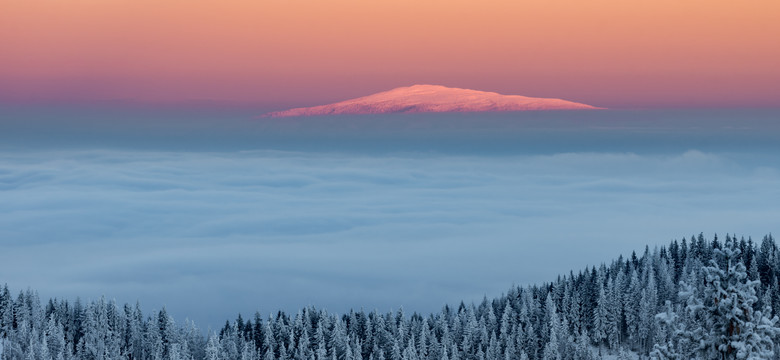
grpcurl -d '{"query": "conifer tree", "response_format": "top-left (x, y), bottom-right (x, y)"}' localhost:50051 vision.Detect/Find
top-left (638, 270), bottom-right (659, 354)
top-left (699, 248), bottom-right (780, 359)
top-left (592, 282), bottom-right (608, 350)
top-left (204, 334), bottom-right (219, 360)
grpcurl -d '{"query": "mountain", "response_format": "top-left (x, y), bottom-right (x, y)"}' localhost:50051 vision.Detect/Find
top-left (263, 84), bottom-right (602, 117)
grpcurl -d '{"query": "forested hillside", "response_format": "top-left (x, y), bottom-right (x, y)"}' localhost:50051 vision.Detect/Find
top-left (2, 234), bottom-right (779, 360)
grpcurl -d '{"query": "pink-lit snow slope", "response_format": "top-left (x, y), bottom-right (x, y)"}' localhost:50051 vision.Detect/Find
top-left (263, 85), bottom-right (603, 117)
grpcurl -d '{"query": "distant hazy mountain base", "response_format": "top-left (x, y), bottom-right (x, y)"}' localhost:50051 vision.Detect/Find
top-left (2, 234), bottom-right (780, 359)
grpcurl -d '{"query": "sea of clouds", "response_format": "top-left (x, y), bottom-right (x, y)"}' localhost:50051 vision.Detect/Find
top-left (1, 146), bottom-right (778, 328)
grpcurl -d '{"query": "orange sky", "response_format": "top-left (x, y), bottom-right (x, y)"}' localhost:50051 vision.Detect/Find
top-left (2, 0), bottom-right (779, 108)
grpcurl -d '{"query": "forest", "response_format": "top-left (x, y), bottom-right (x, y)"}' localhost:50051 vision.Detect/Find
top-left (1, 233), bottom-right (779, 359)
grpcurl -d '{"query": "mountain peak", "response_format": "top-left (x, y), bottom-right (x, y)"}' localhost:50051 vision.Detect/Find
top-left (263, 85), bottom-right (602, 117)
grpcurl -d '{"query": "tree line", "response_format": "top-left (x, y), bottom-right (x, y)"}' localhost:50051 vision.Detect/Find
top-left (2, 233), bottom-right (779, 359)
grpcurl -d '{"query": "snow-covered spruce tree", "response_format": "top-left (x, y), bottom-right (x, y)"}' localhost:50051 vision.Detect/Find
top-left (701, 248), bottom-right (780, 359)
top-left (204, 333), bottom-right (219, 360)
top-left (638, 267), bottom-right (659, 355)
top-left (650, 300), bottom-right (679, 360)
top-left (591, 282), bottom-right (608, 353)
top-left (573, 330), bottom-right (594, 360)
top-left (624, 268), bottom-right (641, 350)
top-left (653, 247), bottom-right (780, 359)
top-left (605, 276), bottom-right (622, 352)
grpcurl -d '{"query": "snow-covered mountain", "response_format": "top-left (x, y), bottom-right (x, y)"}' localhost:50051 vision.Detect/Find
top-left (263, 84), bottom-right (602, 117)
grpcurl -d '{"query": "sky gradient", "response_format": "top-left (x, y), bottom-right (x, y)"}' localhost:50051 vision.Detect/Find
top-left (2, 0), bottom-right (779, 109)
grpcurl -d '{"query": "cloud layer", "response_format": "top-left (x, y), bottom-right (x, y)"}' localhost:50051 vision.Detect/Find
top-left (1, 148), bottom-right (778, 328)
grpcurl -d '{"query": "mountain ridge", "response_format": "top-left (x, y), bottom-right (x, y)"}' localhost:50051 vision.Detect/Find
top-left (263, 84), bottom-right (603, 117)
